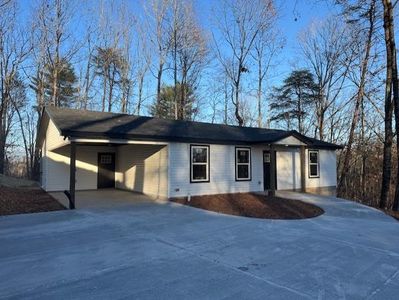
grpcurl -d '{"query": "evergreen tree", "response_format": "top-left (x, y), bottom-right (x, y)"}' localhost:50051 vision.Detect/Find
top-left (30, 58), bottom-right (77, 108)
top-left (92, 47), bottom-right (126, 112)
top-left (150, 83), bottom-right (197, 120)
top-left (270, 70), bottom-right (318, 134)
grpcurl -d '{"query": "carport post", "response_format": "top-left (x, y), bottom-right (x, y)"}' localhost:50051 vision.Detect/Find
top-left (269, 146), bottom-right (276, 196)
top-left (300, 145), bottom-right (306, 193)
top-left (69, 141), bottom-right (76, 209)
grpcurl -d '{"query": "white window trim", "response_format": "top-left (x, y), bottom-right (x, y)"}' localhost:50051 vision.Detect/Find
top-left (235, 147), bottom-right (251, 181)
top-left (190, 145), bottom-right (209, 183)
top-left (308, 150), bottom-right (319, 178)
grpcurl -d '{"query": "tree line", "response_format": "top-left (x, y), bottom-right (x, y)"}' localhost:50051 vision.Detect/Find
top-left (1, 0), bottom-right (399, 211)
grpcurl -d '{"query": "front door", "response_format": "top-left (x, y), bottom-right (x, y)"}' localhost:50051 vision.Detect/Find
top-left (97, 153), bottom-right (115, 188)
top-left (263, 151), bottom-right (271, 190)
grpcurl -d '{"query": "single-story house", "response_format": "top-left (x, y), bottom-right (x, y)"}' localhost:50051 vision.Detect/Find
top-left (37, 106), bottom-right (342, 208)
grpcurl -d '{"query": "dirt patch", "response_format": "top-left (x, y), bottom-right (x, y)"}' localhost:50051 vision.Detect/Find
top-left (0, 186), bottom-right (66, 216)
top-left (0, 174), bottom-right (37, 188)
top-left (170, 193), bottom-right (324, 219)
top-left (383, 210), bottom-right (399, 221)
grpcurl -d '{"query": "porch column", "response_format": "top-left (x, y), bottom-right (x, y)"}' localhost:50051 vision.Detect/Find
top-left (69, 141), bottom-right (76, 209)
top-left (300, 145), bottom-right (306, 193)
top-left (269, 146), bottom-right (276, 196)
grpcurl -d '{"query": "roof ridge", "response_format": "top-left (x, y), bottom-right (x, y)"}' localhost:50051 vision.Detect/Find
top-left (44, 105), bottom-right (285, 132)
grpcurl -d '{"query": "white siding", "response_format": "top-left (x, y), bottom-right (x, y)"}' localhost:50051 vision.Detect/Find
top-left (168, 143), bottom-right (264, 198)
top-left (305, 149), bottom-right (337, 188)
top-left (274, 136), bottom-right (306, 146)
top-left (168, 143), bottom-right (337, 197)
top-left (115, 145), bottom-right (168, 199)
top-left (276, 149), bottom-right (301, 190)
top-left (44, 144), bottom-right (116, 191)
top-left (45, 119), bottom-right (68, 150)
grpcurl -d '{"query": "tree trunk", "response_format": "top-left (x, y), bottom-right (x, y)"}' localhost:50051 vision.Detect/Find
top-left (319, 108), bottom-right (325, 141)
top-left (13, 101), bottom-right (30, 177)
top-left (234, 85), bottom-right (244, 126)
top-left (380, 0), bottom-right (394, 208)
top-left (0, 90), bottom-right (9, 175)
top-left (382, 0), bottom-right (399, 211)
top-left (234, 66), bottom-right (244, 126)
top-left (156, 63), bottom-right (163, 115)
top-left (101, 77), bottom-right (107, 112)
top-left (257, 57), bottom-right (262, 128)
top-left (338, 0), bottom-right (375, 194)
top-left (136, 73), bottom-right (144, 115)
top-left (0, 112), bottom-right (5, 174)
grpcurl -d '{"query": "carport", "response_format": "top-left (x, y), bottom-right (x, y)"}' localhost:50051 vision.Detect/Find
top-left (48, 139), bottom-right (168, 209)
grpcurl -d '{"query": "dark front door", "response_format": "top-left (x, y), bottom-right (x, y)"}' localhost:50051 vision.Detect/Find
top-left (263, 151), bottom-right (277, 191)
top-left (263, 151), bottom-right (271, 190)
top-left (97, 153), bottom-right (115, 188)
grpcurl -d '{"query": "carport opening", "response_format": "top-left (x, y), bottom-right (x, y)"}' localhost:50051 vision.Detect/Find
top-left (51, 141), bottom-right (168, 209)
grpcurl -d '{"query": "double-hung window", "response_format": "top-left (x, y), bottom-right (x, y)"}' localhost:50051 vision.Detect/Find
top-left (235, 147), bottom-right (251, 181)
top-left (190, 145), bottom-right (209, 182)
top-left (308, 150), bottom-right (319, 178)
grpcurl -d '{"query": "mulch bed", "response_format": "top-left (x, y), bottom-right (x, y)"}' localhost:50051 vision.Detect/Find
top-left (170, 192), bottom-right (324, 219)
top-left (0, 186), bottom-right (66, 216)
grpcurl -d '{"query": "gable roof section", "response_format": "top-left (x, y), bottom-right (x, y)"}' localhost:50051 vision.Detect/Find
top-left (44, 106), bottom-right (342, 149)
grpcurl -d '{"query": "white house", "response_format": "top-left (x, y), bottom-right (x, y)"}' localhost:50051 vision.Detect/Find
top-left (37, 106), bottom-right (341, 208)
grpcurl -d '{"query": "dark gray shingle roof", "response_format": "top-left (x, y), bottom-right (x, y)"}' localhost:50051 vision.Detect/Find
top-left (45, 106), bottom-right (342, 149)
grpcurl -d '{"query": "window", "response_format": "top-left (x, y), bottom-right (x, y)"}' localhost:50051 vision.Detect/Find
top-left (236, 147), bottom-right (251, 181)
top-left (263, 152), bottom-right (270, 163)
top-left (308, 150), bottom-right (319, 178)
top-left (100, 154), bottom-right (113, 164)
top-left (190, 145), bottom-right (209, 182)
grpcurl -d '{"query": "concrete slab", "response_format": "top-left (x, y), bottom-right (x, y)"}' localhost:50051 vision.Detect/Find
top-left (50, 189), bottom-right (156, 209)
top-left (0, 191), bottom-right (398, 299)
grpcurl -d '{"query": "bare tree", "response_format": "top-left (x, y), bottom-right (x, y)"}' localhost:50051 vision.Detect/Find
top-left (0, 0), bottom-right (31, 174)
top-left (76, 11), bottom-right (98, 110)
top-left (117, 2), bottom-right (135, 113)
top-left (252, 27), bottom-right (283, 128)
top-left (299, 17), bottom-right (352, 141)
top-left (133, 31), bottom-right (151, 115)
top-left (173, 0), bottom-right (208, 120)
top-left (213, 0), bottom-right (275, 126)
top-left (381, 0), bottom-right (399, 211)
top-left (144, 0), bottom-right (172, 112)
top-left (338, 0), bottom-right (377, 193)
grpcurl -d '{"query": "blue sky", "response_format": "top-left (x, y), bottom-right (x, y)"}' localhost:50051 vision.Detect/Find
top-left (192, 0), bottom-right (339, 80)
top-left (16, 0), bottom-right (340, 123)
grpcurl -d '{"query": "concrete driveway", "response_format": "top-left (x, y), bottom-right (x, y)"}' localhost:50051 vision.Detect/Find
top-left (0, 191), bottom-right (398, 299)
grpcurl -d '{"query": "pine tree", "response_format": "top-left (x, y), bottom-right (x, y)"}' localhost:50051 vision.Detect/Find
top-left (150, 83), bottom-right (197, 121)
top-left (30, 58), bottom-right (77, 108)
top-left (270, 70), bottom-right (318, 134)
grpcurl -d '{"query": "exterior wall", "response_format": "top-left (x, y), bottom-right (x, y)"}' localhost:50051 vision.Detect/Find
top-left (305, 149), bottom-right (337, 189)
top-left (115, 145), bottom-right (168, 199)
top-left (276, 149), bottom-right (301, 190)
top-left (168, 143), bottom-right (264, 198)
top-left (43, 143), bottom-right (116, 192)
top-left (274, 136), bottom-right (306, 146)
top-left (168, 143), bottom-right (337, 198)
top-left (276, 148), bottom-right (337, 193)
top-left (44, 118), bottom-right (68, 151)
